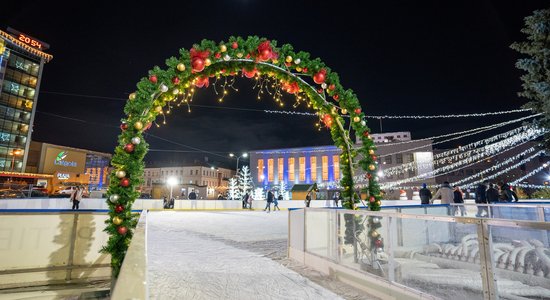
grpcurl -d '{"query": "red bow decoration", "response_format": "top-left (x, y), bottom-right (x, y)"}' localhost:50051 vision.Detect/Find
top-left (282, 81), bottom-right (300, 94)
top-left (257, 41), bottom-right (278, 61)
top-left (195, 76), bottom-right (210, 88)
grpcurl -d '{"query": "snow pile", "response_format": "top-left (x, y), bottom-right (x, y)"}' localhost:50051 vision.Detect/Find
top-left (147, 211), bottom-right (343, 299)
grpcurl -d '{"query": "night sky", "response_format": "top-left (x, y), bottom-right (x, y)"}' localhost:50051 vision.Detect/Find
top-left (1, 1), bottom-right (548, 167)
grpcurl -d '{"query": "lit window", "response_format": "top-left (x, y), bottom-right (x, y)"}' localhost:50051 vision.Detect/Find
top-left (257, 159), bottom-right (264, 181)
top-left (288, 158), bottom-right (295, 181)
top-left (333, 155), bottom-right (340, 180)
top-left (322, 156), bottom-right (328, 181)
top-left (268, 158), bottom-right (274, 182)
top-left (299, 157), bottom-right (305, 181)
top-left (310, 157), bottom-right (317, 181)
top-left (278, 158), bottom-right (284, 181)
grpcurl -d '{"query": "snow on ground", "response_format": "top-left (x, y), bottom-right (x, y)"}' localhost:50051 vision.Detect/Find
top-left (147, 211), bottom-right (348, 300)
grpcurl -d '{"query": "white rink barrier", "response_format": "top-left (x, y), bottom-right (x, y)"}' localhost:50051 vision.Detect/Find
top-left (0, 211), bottom-right (111, 289)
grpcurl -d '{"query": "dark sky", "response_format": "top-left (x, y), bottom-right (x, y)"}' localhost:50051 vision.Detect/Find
top-left (1, 1), bottom-right (548, 167)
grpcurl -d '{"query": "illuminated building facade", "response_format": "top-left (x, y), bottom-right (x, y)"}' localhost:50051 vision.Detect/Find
top-left (0, 28), bottom-right (52, 172)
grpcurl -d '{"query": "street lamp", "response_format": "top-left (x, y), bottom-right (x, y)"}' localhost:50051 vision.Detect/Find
top-left (167, 176), bottom-right (178, 200)
top-left (229, 152), bottom-right (248, 175)
top-left (10, 149), bottom-right (22, 171)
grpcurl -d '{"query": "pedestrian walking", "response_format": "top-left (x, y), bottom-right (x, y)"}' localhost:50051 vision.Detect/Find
top-left (273, 193), bottom-right (280, 211)
top-left (70, 187), bottom-right (78, 210)
top-left (475, 182), bottom-right (489, 217)
top-left (305, 191), bottom-right (312, 207)
top-left (188, 190), bottom-right (197, 200)
top-left (419, 183), bottom-right (432, 205)
top-left (248, 192), bottom-right (254, 210)
top-left (430, 181), bottom-right (453, 205)
top-left (333, 192), bottom-right (340, 207)
top-left (452, 185), bottom-right (466, 216)
top-left (486, 183), bottom-right (500, 204)
top-left (242, 192), bottom-right (250, 209)
top-left (264, 190), bottom-right (274, 212)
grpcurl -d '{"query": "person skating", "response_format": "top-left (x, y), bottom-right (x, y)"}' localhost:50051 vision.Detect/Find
top-left (475, 182), bottom-right (488, 217)
top-left (264, 190), bottom-right (274, 212)
top-left (419, 183), bottom-right (432, 205)
top-left (430, 181), bottom-right (453, 205)
top-left (305, 191), bottom-right (312, 207)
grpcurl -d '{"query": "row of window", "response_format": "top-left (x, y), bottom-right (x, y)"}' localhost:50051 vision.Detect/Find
top-left (145, 169), bottom-right (228, 179)
top-left (7, 52), bottom-right (40, 76)
top-left (258, 155), bottom-right (340, 182)
top-left (0, 93), bottom-right (34, 112)
top-left (4, 68), bottom-right (38, 88)
top-left (2, 80), bottom-right (36, 100)
top-left (0, 103), bottom-right (31, 124)
top-left (380, 153), bottom-right (415, 165)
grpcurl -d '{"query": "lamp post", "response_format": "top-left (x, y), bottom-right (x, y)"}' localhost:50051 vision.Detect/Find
top-left (167, 176), bottom-right (178, 200)
top-left (229, 152), bottom-right (248, 175)
top-left (10, 149), bottom-right (22, 171)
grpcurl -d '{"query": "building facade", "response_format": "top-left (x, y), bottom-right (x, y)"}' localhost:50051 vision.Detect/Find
top-left (141, 165), bottom-right (235, 199)
top-left (249, 132), bottom-right (436, 199)
top-left (0, 28), bottom-right (52, 172)
top-left (25, 141), bottom-right (111, 193)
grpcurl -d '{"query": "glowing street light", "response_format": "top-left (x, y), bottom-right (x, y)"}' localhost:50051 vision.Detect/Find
top-left (229, 152), bottom-right (248, 175)
top-left (10, 149), bottom-right (22, 171)
top-left (167, 176), bottom-right (178, 200)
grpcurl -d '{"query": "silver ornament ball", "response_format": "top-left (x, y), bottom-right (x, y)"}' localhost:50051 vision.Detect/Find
top-left (116, 170), bottom-right (126, 178)
top-left (321, 83), bottom-right (327, 89)
top-left (223, 54), bottom-right (230, 61)
top-left (361, 120), bottom-right (366, 126)
top-left (160, 84), bottom-right (169, 93)
top-left (294, 58), bottom-right (301, 65)
top-left (131, 137), bottom-right (141, 145)
top-left (109, 194), bottom-right (120, 203)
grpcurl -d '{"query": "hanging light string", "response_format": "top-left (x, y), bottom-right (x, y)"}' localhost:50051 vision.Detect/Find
top-left (378, 137), bottom-right (541, 188)
top-left (459, 151), bottom-right (545, 189)
top-left (510, 163), bottom-right (549, 185)
top-left (376, 114), bottom-right (541, 148)
top-left (380, 126), bottom-right (541, 176)
top-left (451, 148), bottom-right (539, 187)
top-left (513, 183), bottom-right (549, 189)
top-left (264, 108), bottom-right (533, 119)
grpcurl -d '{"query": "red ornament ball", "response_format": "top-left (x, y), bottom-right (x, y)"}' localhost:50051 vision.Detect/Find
top-left (259, 49), bottom-right (272, 61)
top-left (363, 131), bottom-right (369, 137)
top-left (120, 178), bottom-right (130, 187)
top-left (285, 62), bottom-right (291, 67)
top-left (374, 239), bottom-right (383, 248)
top-left (328, 84), bottom-right (336, 91)
top-left (172, 77), bottom-right (180, 84)
top-left (313, 69), bottom-right (327, 84)
top-left (232, 42), bottom-right (238, 49)
top-left (333, 94), bottom-right (339, 101)
top-left (149, 75), bottom-right (157, 84)
top-left (242, 68), bottom-right (258, 79)
top-left (354, 108), bottom-right (362, 114)
top-left (215, 52), bottom-right (221, 59)
top-left (123, 143), bottom-right (135, 153)
top-left (192, 58), bottom-right (205, 72)
top-left (302, 67), bottom-right (308, 73)
top-left (115, 205), bottom-right (124, 213)
top-left (318, 88), bottom-right (324, 94)
top-left (369, 196), bottom-right (376, 203)
top-left (120, 122), bottom-right (128, 131)
top-left (117, 226), bottom-right (128, 235)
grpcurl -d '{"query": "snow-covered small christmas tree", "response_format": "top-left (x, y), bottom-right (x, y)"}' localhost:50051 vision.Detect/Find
top-left (278, 181), bottom-right (289, 200)
top-left (238, 165), bottom-right (254, 195)
top-left (228, 178), bottom-right (241, 200)
top-left (254, 187), bottom-right (265, 200)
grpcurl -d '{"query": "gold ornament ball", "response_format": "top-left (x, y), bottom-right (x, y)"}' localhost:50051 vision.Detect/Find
top-left (376, 201), bottom-right (381, 206)
top-left (369, 149), bottom-right (375, 155)
top-left (272, 59), bottom-right (279, 64)
top-left (371, 231), bottom-right (379, 238)
top-left (115, 170), bottom-right (126, 178)
top-left (296, 67), bottom-right (302, 72)
top-left (285, 56), bottom-right (293, 63)
top-left (172, 88), bottom-right (179, 95)
top-left (134, 121), bottom-right (143, 130)
top-left (205, 58), bottom-right (212, 66)
top-left (236, 52), bottom-right (243, 58)
top-left (155, 106), bottom-right (162, 113)
top-left (341, 109), bottom-right (348, 114)
top-left (369, 164), bottom-right (376, 171)
top-left (128, 93), bottom-right (136, 100)
top-left (220, 44), bottom-right (227, 52)
top-left (113, 216), bottom-right (123, 225)
top-left (177, 63), bottom-right (186, 72)
top-left (353, 116), bottom-right (361, 122)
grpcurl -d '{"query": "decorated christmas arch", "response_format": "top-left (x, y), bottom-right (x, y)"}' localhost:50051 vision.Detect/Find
top-left (103, 36), bottom-right (382, 275)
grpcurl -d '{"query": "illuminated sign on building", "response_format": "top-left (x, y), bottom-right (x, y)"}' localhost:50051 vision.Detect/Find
top-left (54, 151), bottom-right (77, 167)
top-left (42, 146), bottom-right (86, 174)
top-left (57, 173), bottom-right (70, 180)
top-left (6, 27), bottom-right (50, 51)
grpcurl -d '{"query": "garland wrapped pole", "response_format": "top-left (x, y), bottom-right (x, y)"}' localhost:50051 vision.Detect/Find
top-left (102, 36), bottom-right (382, 276)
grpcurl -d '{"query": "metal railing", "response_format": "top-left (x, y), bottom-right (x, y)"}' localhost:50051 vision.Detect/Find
top-left (289, 208), bottom-right (550, 300)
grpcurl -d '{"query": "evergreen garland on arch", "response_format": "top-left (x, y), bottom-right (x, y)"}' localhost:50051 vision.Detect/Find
top-left (102, 36), bottom-right (382, 276)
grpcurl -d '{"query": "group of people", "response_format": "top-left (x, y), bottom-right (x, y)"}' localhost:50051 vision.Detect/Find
top-left (419, 181), bottom-right (519, 217)
top-left (70, 186), bottom-right (85, 210)
top-left (263, 190), bottom-right (282, 212)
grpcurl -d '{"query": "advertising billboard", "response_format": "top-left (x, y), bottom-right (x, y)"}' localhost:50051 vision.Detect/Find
top-left (42, 146), bottom-right (87, 174)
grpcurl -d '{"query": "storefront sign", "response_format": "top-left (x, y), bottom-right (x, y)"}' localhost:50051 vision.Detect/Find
top-left (42, 146), bottom-right (86, 174)
top-left (57, 173), bottom-right (70, 180)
